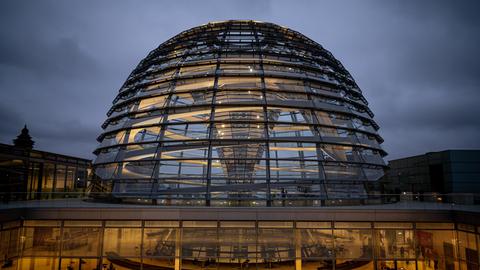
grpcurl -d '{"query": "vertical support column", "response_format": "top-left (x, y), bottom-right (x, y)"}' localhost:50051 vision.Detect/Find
top-left (295, 226), bottom-right (302, 270)
top-left (174, 227), bottom-right (181, 270)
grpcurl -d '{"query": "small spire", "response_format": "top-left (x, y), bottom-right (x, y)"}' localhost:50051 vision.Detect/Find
top-left (13, 124), bottom-right (34, 150)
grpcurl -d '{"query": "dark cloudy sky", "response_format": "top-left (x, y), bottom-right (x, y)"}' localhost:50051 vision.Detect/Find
top-left (1, 0), bottom-right (479, 161)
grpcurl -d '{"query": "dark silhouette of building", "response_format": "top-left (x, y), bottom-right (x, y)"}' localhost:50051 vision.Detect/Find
top-left (0, 126), bottom-right (91, 201)
top-left (381, 150), bottom-right (480, 203)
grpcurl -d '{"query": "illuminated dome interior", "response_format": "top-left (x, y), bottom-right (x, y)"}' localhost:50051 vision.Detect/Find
top-left (92, 20), bottom-right (387, 206)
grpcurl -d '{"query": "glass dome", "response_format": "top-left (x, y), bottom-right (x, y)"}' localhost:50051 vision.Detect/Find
top-left (92, 20), bottom-right (387, 206)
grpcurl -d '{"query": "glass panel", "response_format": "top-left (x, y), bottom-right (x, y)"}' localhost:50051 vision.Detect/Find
top-left (220, 221), bottom-right (256, 228)
top-left (335, 222), bottom-right (371, 229)
top-left (103, 228), bottom-right (142, 256)
top-left (378, 260), bottom-right (416, 270)
top-left (266, 91), bottom-right (308, 102)
top-left (265, 78), bottom-right (305, 92)
top-left (138, 95), bottom-right (169, 111)
top-left (166, 108), bottom-right (210, 123)
top-left (215, 90), bottom-right (263, 103)
top-left (183, 221), bottom-right (217, 228)
top-left (22, 227), bottom-right (61, 256)
top-left (170, 90), bottom-right (212, 107)
top-left (60, 258), bottom-right (98, 270)
top-left (297, 222), bottom-right (332, 229)
top-left (269, 160), bottom-right (319, 180)
top-left (334, 229), bottom-right (373, 259)
top-left (179, 64), bottom-right (216, 76)
top-left (299, 228), bottom-right (334, 258)
top-left (126, 127), bottom-right (161, 143)
top-left (258, 222), bottom-right (293, 228)
top-left (220, 63), bottom-right (261, 74)
top-left (458, 231), bottom-right (477, 263)
top-left (105, 221), bottom-right (142, 227)
top-left (258, 228), bottom-right (295, 268)
top-left (18, 257), bottom-right (58, 270)
top-left (61, 227), bottom-right (101, 256)
top-left (268, 107), bottom-right (314, 123)
top-left (63, 221), bottom-right (102, 227)
top-left (269, 124), bottom-right (317, 138)
top-left (374, 223), bottom-right (413, 229)
top-left (302, 259), bottom-right (333, 270)
top-left (416, 230), bottom-right (458, 270)
top-left (211, 123), bottom-right (265, 139)
top-left (143, 228), bottom-right (176, 257)
top-left (320, 145), bottom-right (362, 163)
top-left (160, 142), bottom-right (209, 159)
top-left (144, 221), bottom-right (180, 227)
top-left (217, 76), bottom-right (262, 89)
top-left (376, 229), bottom-right (415, 259)
top-left (214, 106), bottom-right (264, 121)
top-left (163, 124), bottom-right (210, 140)
top-left (211, 142), bottom-right (266, 160)
top-left (114, 161), bottom-right (155, 179)
top-left (158, 160), bottom-right (208, 178)
top-left (269, 142), bottom-right (318, 160)
top-left (174, 77), bottom-right (214, 92)
top-left (416, 223), bottom-right (455, 230)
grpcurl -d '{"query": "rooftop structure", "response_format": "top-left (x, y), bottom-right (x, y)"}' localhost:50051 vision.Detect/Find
top-left (92, 20), bottom-right (387, 206)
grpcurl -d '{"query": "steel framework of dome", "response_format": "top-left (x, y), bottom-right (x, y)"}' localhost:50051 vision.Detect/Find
top-left (92, 20), bottom-right (387, 206)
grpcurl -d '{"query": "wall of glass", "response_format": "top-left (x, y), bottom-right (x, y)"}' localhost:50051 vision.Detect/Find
top-left (1, 220), bottom-right (478, 270)
top-left (93, 20), bottom-right (388, 206)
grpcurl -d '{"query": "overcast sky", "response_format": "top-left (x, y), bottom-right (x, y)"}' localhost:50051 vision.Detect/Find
top-left (1, 0), bottom-right (479, 161)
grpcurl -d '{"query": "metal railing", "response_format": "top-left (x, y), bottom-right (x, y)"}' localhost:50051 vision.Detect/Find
top-left (0, 191), bottom-right (479, 208)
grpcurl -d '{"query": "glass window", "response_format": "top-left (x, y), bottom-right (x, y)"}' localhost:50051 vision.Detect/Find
top-left (167, 108), bottom-right (211, 123)
top-left (299, 228), bottom-right (334, 258)
top-left (258, 228), bottom-right (295, 265)
top-left (265, 78), bottom-right (305, 92)
top-left (61, 227), bottom-right (101, 257)
top-left (269, 123), bottom-right (317, 138)
top-left (266, 91), bottom-right (308, 102)
top-left (174, 77), bottom-right (214, 92)
top-left (114, 161), bottom-right (156, 179)
top-left (270, 160), bottom-right (319, 180)
top-left (138, 95), bottom-right (169, 111)
top-left (18, 258), bottom-right (58, 270)
top-left (170, 91), bottom-right (212, 107)
top-left (22, 227), bottom-right (61, 256)
top-left (103, 228), bottom-right (142, 257)
top-left (268, 107), bottom-right (314, 123)
top-left (214, 106), bottom-right (264, 122)
top-left (217, 77), bottom-right (262, 89)
top-left (211, 123), bottom-right (265, 139)
top-left (163, 123), bottom-right (210, 140)
top-left (416, 230), bottom-right (458, 270)
top-left (220, 63), bottom-right (260, 74)
top-left (100, 130), bottom-right (125, 147)
top-left (160, 142), bottom-right (209, 159)
top-left (158, 160), bottom-right (208, 179)
top-left (179, 64), bottom-right (216, 76)
top-left (375, 229), bottom-right (415, 259)
top-left (334, 229), bottom-right (373, 259)
top-left (269, 142), bottom-right (318, 160)
top-left (125, 127), bottom-right (160, 143)
top-left (215, 90), bottom-right (263, 103)
top-left (143, 228), bottom-right (177, 257)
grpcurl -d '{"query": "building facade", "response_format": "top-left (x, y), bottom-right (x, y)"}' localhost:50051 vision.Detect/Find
top-left (380, 150), bottom-right (480, 203)
top-left (1, 21), bottom-right (479, 270)
top-left (0, 127), bottom-right (91, 201)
